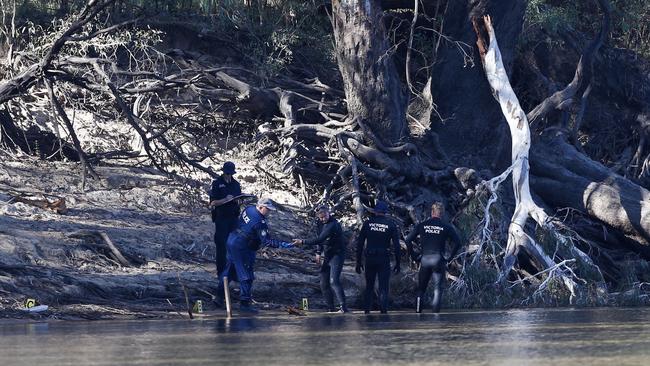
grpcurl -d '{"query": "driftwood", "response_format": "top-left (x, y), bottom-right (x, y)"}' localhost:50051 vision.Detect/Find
top-left (67, 230), bottom-right (134, 267)
top-left (9, 195), bottom-right (67, 214)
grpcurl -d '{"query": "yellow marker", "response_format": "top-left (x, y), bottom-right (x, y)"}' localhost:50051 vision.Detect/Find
top-left (193, 300), bottom-right (203, 314)
top-left (24, 298), bottom-right (37, 308)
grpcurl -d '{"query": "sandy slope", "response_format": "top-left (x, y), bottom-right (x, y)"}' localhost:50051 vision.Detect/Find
top-left (0, 157), bottom-right (374, 320)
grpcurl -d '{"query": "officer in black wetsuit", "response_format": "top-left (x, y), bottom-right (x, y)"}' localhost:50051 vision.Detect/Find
top-left (293, 206), bottom-right (348, 313)
top-left (209, 161), bottom-right (242, 277)
top-left (405, 202), bottom-right (461, 313)
top-left (355, 201), bottom-right (401, 314)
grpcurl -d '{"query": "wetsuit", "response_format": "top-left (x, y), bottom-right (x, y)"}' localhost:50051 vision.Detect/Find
top-left (405, 217), bottom-right (461, 313)
top-left (220, 206), bottom-right (292, 306)
top-left (304, 217), bottom-right (347, 312)
top-left (210, 175), bottom-right (241, 276)
top-left (356, 215), bottom-right (400, 313)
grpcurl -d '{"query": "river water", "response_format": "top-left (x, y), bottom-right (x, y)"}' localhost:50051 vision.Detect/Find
top-left (1, 308), bottom-right (649, 365)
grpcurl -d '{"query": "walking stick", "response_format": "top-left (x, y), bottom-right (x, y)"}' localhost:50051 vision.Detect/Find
top-left (224, 276), bottom-right (232, 317)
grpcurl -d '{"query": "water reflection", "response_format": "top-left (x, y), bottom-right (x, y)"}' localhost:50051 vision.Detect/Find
top-left (0, 308), bottom-right (649, 365)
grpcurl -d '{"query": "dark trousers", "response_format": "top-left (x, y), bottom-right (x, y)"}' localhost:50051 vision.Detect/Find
top-left (320, 254), bottom-right (347, 311)
top-left (364, 256), bottom-right (391, 312)
top-left (214, 217), bottom-right (237, 276)
top-left (417, 254), bottom-right (445, 312)
top-left (220, 233), bottom-right (256, 303)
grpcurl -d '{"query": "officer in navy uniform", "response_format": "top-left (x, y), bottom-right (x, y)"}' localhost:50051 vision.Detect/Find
top-left (355, 201), bottom-right (401, 314)
top-left (209, 161), bottom-right (242, 277)
top-left (405, 201), bottom-right (461, 313)
top-left (219, 197), bottom-right (293, 313)
top-left (293, 206), bottom-right (348, 313)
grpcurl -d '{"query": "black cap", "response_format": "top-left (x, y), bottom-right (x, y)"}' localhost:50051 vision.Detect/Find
top-left (222, 161), bottom-right (236, 174)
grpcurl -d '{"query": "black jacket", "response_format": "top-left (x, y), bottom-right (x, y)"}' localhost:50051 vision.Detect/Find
top-left (405, 217), bottom-right (461, 260)
top-left (304, 217), bottom-right (345, 257)
top-left (355, 215), bottom-right (400, 264)
top-left (209, 175), bottom-right (241, 222)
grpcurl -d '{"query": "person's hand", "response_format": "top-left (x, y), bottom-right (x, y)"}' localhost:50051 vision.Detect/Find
top-left (225, 194), bottom-right (234, 201)
top-left (315, 254), bottom-right (321, 265)
top-left (355, 264), bottom-right (364, 274)
top-left (291, 239), bottom-right (303, 246)
top-left (209, 200), bottom-right (217, 208)
top-left (392, 265), bottom-right (401, 274)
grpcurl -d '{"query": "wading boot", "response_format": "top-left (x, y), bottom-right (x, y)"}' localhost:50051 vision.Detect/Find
top-left (239, 301), bottom-right (258, 314)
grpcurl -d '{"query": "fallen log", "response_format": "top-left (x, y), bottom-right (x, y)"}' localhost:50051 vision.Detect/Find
top-left (67, 230), bottom-right (133, 267)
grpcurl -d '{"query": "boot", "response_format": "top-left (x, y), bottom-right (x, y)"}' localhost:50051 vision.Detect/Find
top-left (239, 301), bottom-right (258, 314)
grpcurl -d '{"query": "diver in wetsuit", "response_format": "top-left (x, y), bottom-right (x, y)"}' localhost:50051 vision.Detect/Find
top-left (293, 206), bottom-right (348, 313)
top-left (405, 202), bottom-right (461, 313)
top-left (355, 201), bottom-right (401, 314)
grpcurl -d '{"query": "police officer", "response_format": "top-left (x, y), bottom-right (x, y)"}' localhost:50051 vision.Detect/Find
top-left (293, 206), bottom-right (348, 313)
top-left (355, 201), bottom-right (401, 314)
top-left (209, 161), bottom-right (242, 277)
top-left (405, 202), bottom-right (461, 313)
top-left (219, 197), bottom-right (293, 313)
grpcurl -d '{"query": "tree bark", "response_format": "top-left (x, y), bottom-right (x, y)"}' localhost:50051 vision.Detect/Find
top-left (331, 0), bottom-right (407, 145)
top-left (530, 134), bottom-right (650, 257)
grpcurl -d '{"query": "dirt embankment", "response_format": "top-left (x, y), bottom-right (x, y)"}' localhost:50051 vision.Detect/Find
top-left (0, 157), bottom-right (418, 320)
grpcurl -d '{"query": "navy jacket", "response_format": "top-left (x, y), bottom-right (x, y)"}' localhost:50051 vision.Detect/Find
top-left (232, 206), bottom-right (292, 251)
top-left (209, 175), bottom-right (241, 222)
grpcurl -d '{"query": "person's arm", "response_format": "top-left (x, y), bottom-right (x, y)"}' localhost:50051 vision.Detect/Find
top-left (404, 224), bottom-right (420, 261)
top-left (446, 225), bottom-right (462, 261)
top-left (355, 222), bottom-right (369, 265)
top-left (391, 224), bottom-right (401, 266)
top-left (253, 221), bottom-right (278, 248)
top-left (304, 222), bottom-right (335, 247)
top-left (209, 182), bottom-right (234, 208)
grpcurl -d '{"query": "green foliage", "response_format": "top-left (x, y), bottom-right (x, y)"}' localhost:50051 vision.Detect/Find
top-left (205, 1), bottom-right (334, 79)
top-left (524, 0), bottom-right (650, 58)
top-left (525, 0), bottom-right (578, 35)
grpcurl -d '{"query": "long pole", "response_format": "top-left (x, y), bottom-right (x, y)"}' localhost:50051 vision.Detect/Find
top-left (224, 276), bottom-right (232, 317)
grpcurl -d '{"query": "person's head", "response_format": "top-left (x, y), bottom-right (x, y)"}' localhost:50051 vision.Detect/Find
top-left (430, 201), bottom-right (444, 218)
top-left (315, 205), bottom-right (330, 223)
top-left (222, 161), bottom-right (236, 180)
top-left (256, 197), bottom-right (276, 216)
top-left (374, 200), bottom-right (389, 215)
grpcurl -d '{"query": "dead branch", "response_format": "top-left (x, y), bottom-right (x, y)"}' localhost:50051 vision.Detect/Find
top-left (11, 195), bottom-right (67, 214)
top-left (45, 78), bottom-right (99, 184)
top-left (525, 0), bottom-right (611, 126)
top-left (67, 230), bottom-right (133, 267)
top-left (474, 15), bottom-right (581, 301)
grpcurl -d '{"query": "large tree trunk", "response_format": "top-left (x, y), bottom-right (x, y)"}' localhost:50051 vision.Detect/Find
top-left (331, 0), bottom-right (407, 145)
top-left (530, 134), bottom-right (650, 256)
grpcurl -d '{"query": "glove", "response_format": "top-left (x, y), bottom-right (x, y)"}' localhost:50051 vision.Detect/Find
top-left (355, 264), bottom-right (364, 274)
top-left (392, 265), bottom-right (401, 274)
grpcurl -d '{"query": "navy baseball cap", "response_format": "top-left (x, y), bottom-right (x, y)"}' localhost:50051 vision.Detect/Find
top-left (374, 200), bottom-right (389, 213)
top-left (222, 161), bottom-right (236, 174)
